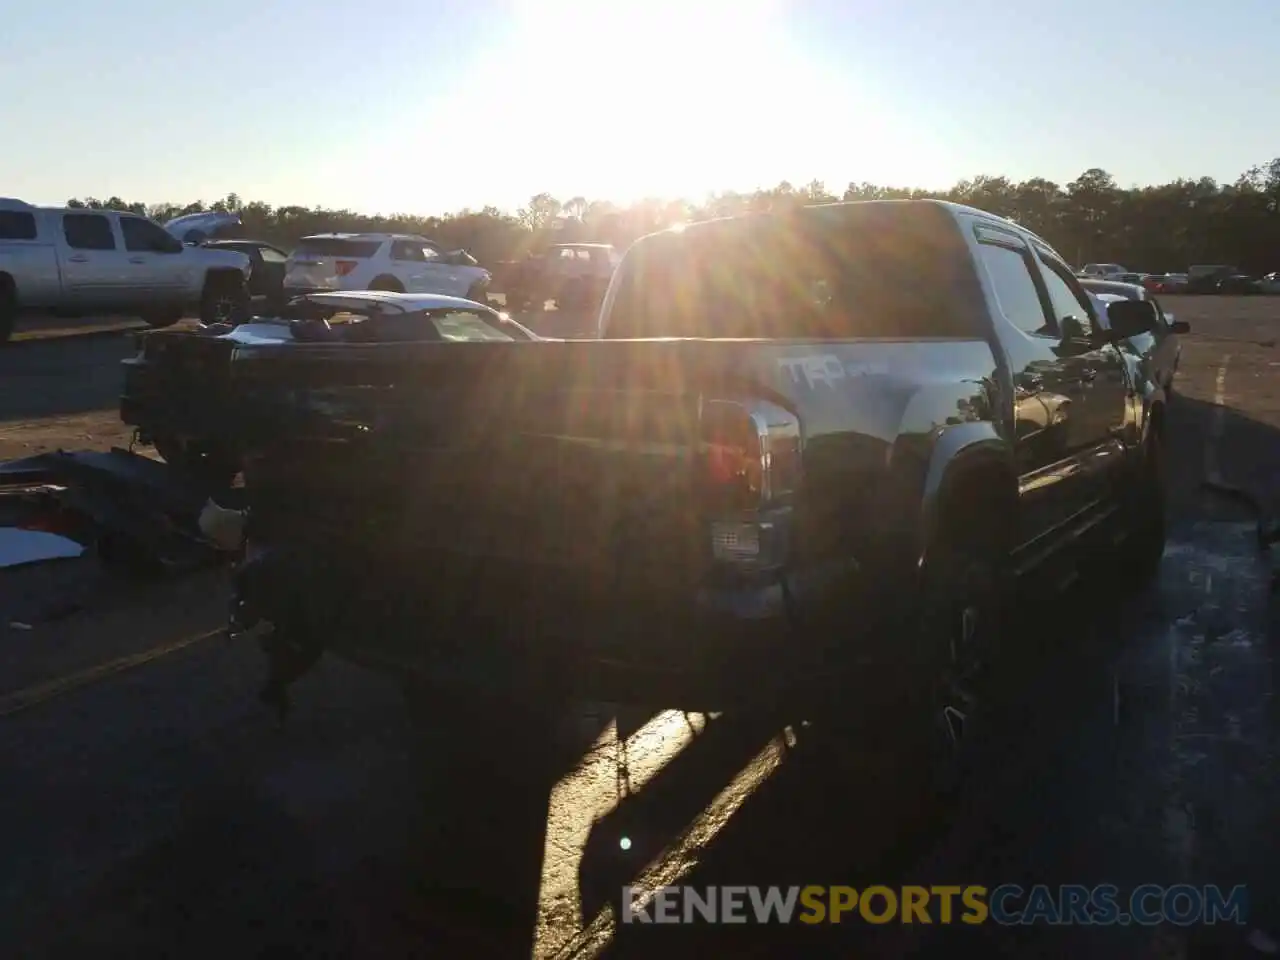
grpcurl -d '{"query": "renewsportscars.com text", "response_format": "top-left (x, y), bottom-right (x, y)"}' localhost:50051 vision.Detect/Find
top-left (620, 884), bottom-right (1249, 926)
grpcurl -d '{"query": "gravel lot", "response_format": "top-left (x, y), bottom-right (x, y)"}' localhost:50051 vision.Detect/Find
top-left (0, 296), bottom-right (1277, 958)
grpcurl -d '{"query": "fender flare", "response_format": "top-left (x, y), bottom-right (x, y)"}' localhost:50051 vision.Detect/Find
top-left (1142, 396), bottom-right (1167, 448)
top-left (918, 421), bottom-right (1017, 558)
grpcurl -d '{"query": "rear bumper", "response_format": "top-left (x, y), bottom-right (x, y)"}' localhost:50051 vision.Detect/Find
top-left (233, 548), bottom-right (882, 711)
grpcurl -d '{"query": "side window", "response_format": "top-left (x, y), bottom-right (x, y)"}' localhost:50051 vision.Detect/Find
top-left (1037, 255), bottom-right (1095, 336)
top-left (120, 217), bottom-right (182, 253)
top-left (559, 248), bottom-right (576, 260)
top-left (0, 211), bottom-right (38, 240)
top-left (391, 241), bottom-right (426, 262)
top-left (977, 241), bottom-right (1053, 337)
top-left (62, 214), bottom-right (116, 251)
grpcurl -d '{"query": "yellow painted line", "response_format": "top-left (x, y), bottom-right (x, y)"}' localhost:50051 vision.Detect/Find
top-left (11, 320), bottom-right (147, 343)
top-left (0, 627), bottom-right (222, 718)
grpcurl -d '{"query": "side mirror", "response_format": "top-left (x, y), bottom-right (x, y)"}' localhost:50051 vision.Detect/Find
top-left (1103, 299), bottom-right (1158, 340)
top-left (1170, 320), bottom-right (1191, 335)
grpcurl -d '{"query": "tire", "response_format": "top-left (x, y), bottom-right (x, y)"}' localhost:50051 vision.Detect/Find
top-left (141, 307), bottom-right (182, 329)
top-left (199, 275), bottom-right (249, 326)
top-left (902, 541), bottom-right (1009, 799)
top-left (369, 276), bottom-right (404, 293)
top-left (1117, 430), bottom-right (1167, 587)
top-left (0, 279), bottom-right (15, 345)
top-left (809, 538), bottom-right (1009, 806)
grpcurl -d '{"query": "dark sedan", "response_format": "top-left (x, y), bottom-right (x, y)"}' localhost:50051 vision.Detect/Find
top-left (203, 240), bottom-right (290, 306)
top-left (1080, 278), bottom-right (1189, 393)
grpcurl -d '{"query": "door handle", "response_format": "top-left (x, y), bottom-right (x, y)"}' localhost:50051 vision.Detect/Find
top-left (129, 256), bottom-right (145, 264)
top-left (68, 255), bottom-right (89, 263)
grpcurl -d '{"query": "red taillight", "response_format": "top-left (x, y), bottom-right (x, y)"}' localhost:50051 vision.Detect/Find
top-left (700, 398), bottom-right (801, 505)
top-left (334, 259), bottom-right (359, 277)
top-left (701, 401), bottom-right (765, 506)
top-left (699, 397), bottom-right (801, 569)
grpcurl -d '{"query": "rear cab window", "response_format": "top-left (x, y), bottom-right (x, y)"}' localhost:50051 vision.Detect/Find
top-left (0, 211), bottom-right (38, 241)
top-left (294, 237), bottom-right (383, 259)
top-left (603, 202), bottom-right (986, 339)
top-left (974, 228), bottom-right (1054, 338)
top-left (62, 213), bottom-right (116, 250)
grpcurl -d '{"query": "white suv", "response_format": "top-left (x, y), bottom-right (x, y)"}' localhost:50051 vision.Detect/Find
top-left (283, 233), bottom-right (491, 302)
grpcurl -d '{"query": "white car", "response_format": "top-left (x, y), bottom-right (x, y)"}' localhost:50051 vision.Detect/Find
top-left (1079, 262), bottom-right (1129, 278)
top-left (283, 233), bottom-right (491, 302)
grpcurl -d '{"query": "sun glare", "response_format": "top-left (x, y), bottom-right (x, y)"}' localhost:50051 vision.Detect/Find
top-left (403, 0), bottom-right (921, 208)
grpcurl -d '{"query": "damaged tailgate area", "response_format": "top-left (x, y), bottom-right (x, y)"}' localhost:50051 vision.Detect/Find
top-left (0, 447), bottom-right (236, 581)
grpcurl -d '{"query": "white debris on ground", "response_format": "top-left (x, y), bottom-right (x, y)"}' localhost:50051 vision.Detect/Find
top-left (198, 500), bottom-right (246, 552)
top-left (0, 528), bottom-right (84, 569)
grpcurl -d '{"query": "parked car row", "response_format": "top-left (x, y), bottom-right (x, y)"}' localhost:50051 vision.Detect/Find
top-left (494, 242), bottom-right (621, 312)
top-left (0, 199), bottom-right (254, 341)
top-left (125, 200), bottom-right (1183, 800)
top-left (1078, 261), bottom-right (1280, 295)
top-left (1078, 277), bottom-right (1189, 392)
top-left (0, 201), bottom-right (503, 343)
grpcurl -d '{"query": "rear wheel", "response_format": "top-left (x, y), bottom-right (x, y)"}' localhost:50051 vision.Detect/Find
top-left (1118, 429), bottom-right (1167, 587)
top-left (0, 277), bottom-right (16, 344)
top-left (369, 275), bottom-right (404, 293)
top-left (809, 537), bottom-right (1009, 806)
top-left (141, 307), bottom-right (183, 329)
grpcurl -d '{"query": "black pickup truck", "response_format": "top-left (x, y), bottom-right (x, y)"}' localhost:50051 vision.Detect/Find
top-left (225, 200), bottom-right (1168, 776)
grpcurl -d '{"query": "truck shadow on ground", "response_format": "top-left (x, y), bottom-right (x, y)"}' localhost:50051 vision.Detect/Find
top-left (563, 393), bottom-right (1280, 958)
top-left (9, 396), bottom-right (1279, 960)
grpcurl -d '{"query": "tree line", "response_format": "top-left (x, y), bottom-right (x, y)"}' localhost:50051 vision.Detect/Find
top-left (67, 158), bottom-right (1280, 274)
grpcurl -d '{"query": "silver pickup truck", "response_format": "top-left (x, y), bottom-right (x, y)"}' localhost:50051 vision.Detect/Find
top-left (0, 200), bottom-right (252, 343)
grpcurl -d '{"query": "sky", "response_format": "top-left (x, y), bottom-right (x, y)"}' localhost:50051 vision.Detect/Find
top-left (2, 0), bottom-right (1277, 217)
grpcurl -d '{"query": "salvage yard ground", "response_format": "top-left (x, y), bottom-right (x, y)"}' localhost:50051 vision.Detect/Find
top-left (0, 296), bottom-right (1278, 958)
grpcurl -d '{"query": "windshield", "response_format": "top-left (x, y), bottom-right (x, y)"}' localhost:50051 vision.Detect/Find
top-left (430, 309), bottom-right (518, 341)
